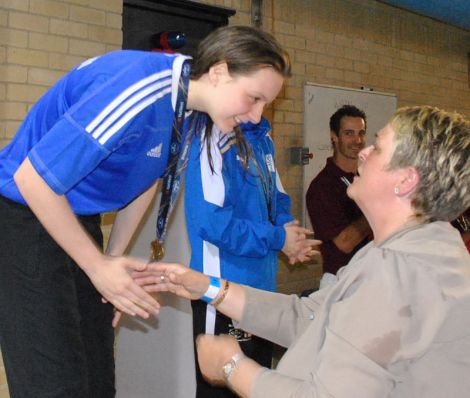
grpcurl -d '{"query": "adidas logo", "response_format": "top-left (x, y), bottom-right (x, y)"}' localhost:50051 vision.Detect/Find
top-left (147, 143), bottom-right (162, 158)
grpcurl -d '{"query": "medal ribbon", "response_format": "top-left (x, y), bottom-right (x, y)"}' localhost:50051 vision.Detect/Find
top-left (151, 59), bottom-right (191, 260)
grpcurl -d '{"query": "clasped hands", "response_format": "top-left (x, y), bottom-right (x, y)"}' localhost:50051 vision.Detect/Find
top-left (282, 220), bottom-right (321, 264)
top-left (120, 263), bottom-right (252, 388)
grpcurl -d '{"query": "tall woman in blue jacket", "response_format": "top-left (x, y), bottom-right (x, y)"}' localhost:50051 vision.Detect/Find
top-left (0, 26), bottom-right (291, 398)
top-left (185, 117), bottom-right (317, 397)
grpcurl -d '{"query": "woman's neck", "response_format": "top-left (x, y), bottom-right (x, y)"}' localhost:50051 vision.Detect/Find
top-left (186, 77), bottom-right (210, 112)
top-left (368, 203), bottom-right (417, 244)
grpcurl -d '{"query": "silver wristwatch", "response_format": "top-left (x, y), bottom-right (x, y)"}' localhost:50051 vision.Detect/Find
top-left (222, 353), bottom-right (245, 384)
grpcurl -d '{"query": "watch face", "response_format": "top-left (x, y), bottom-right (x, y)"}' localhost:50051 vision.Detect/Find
top-left (222, 353), bottom-right (244, 382)
top-left (223, 361), bottom-right (234, 379)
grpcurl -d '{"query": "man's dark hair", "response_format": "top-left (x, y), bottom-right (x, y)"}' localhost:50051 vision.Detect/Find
top-left (329, 105), bottom-right (366, 136)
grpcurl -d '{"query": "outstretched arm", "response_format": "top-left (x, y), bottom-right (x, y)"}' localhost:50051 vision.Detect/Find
top-left (133, 262), bottom-right (319, 397)
top-left (137, 259), bottom-right (410, 398)
top-left (14, 157), bottom-right (160, 319)
top-left (134, 262), bottom-right (246, 321)
top-left (137, 262), bottom-right (263, 397)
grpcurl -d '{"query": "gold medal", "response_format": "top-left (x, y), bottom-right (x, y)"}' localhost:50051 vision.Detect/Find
top-left (150, 240), bottom-right (165, 261)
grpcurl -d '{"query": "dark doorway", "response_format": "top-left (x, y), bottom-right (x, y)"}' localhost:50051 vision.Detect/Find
top-left (123, 0), bottom-right (236, 56)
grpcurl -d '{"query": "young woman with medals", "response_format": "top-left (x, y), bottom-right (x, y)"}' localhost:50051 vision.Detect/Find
top-left (0, 25), bottom-right (292, 398)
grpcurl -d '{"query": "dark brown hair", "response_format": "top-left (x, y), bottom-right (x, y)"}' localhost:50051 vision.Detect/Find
top-left (191, 25), bottom-right (290, 172)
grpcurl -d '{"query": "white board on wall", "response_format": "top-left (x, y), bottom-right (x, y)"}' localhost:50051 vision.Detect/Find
top-left (302, 82), bottom-right (397, 230)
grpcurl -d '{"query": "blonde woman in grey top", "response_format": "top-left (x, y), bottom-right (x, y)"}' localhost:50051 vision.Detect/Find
top-left (135, 106), bottom-right (470, 398)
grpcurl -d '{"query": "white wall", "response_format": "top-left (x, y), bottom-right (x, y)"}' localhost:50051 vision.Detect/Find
top-left (115, 186), bottom-right (196, 398)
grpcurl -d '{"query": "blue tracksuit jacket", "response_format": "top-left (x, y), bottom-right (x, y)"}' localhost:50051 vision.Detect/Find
top-left (184, 118), bottom-right (293, 291)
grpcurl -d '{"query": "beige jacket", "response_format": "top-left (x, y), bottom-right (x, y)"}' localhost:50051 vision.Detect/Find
top-left (236, 221), bottom-right (470, 398)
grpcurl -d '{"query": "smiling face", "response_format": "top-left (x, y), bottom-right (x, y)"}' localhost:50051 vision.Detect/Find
top-left (207, 64), bottom-right (284, 133)
top-left (331, 116), bottom-right (366, 161)
top-left (347, 124), bottom-right (398, 213)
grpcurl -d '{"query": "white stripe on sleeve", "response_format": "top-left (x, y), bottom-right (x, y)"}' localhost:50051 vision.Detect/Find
top-left (98, 86), bottom-right (172, 145)
top-left (91, 78), bottom-right (171, 140)
top-left (86, 69), bottom-right (172, 134)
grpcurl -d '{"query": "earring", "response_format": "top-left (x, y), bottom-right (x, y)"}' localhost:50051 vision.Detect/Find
top-left (394, 187), bottom-right (400, 195)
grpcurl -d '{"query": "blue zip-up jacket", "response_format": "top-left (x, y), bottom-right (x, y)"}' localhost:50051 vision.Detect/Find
top-left (184, 118), bottom-right (293, 291)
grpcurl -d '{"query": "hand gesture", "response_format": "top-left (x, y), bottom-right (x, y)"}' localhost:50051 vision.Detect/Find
top-left (85, 255), bottom-right (160, 320)
top-left (132, 262), bottom-right (210, 300)
top-left (282, 220), bottom-right (321, 264)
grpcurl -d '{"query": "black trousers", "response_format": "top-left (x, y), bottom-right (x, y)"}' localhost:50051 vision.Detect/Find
top-left (0, 195), bottom-right (115, 398)
top-left (191, 300), bottom-right (273, 398)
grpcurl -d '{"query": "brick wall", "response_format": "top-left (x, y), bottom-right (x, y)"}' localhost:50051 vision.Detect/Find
top-left (1, 0), bottom-right (470, 395)
top-left (0, 1), bottom-right (123, 396)
top-left (0, 0), bottom-right (123, 150)
top-left (197, 0), bottom-right (470, 295)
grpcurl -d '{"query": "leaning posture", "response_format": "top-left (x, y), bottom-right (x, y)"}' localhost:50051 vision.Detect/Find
top-left (0, 26), bottom-right (290, 398)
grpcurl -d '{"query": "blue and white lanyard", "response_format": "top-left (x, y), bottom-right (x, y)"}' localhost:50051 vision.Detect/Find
top-left (151, 60), bottom-right (191, 260)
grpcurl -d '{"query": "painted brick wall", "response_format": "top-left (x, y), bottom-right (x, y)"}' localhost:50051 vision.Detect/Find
top-left (0, 0), bottom-right (123, 150)
top-left (1, 0), bottom-right (470, 395)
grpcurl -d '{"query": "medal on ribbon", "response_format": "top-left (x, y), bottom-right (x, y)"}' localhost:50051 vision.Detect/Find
top-left (150, 239), bottom-right (165, 261)
top-left (150, 59), bottom-right (192, 261)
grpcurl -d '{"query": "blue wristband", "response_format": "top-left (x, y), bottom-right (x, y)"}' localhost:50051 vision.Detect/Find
top-left (201, 276), bottom-right (221, 303)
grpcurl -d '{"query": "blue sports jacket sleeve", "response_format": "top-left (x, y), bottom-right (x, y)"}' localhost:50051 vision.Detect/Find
top-left (185, 128), bottom-right (287, 258)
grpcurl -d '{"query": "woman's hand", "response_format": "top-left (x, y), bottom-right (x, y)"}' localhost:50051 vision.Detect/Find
top-left (111, 262), bottom-right (207, 328)
top-left (14, 159), bottom-right (161, 326)
top-left (283, 220), bottom-right (321, 264)
top-left (124, 263), bottom-right (246, 330)
top-left (197, 334), bottom-right (263, 397)
top-left (85, 255), bottom-right (160, 318)
top-left (196, 334), bottom-right (242, 385)
top-left (131, 262), bottom-right (211, 300)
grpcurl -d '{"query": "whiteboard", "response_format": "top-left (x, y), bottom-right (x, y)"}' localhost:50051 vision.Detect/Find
top-left (302, 83), bottom-right (397, 230)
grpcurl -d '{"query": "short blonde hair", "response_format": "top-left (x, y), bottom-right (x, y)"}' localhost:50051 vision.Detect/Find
top-left (389, 106), bottom-right (470, 222)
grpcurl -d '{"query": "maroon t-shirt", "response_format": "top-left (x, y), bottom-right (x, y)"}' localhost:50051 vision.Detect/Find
top-left (306, 157), bottom-right (369, 275)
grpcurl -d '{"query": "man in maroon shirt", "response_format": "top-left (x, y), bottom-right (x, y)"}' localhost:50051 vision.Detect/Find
top-left (306, 105), bottom-right (372, 287)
